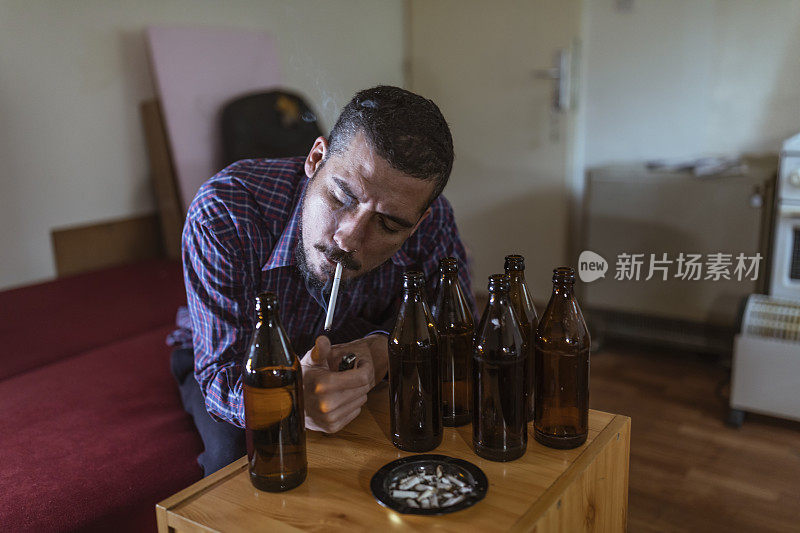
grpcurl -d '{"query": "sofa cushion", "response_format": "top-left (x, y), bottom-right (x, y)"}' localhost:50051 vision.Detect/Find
top-left (0, 326), bottom-right (203, 531)
top-left (0, 259), bottom-right (185, 381)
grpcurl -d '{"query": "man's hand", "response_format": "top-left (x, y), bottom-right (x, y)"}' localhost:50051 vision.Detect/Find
top-left (329, 333), bottom-right (389, 387)
top-left (300, 334), bottom-right (388, 433)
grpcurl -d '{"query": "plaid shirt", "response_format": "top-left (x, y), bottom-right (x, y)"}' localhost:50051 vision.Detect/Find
top-left (181, 157), bottom-right (476, 427)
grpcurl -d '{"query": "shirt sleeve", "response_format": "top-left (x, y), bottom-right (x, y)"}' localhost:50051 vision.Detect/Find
top-left (329, 312), bottom-right (397, 345)
top-left (183, 217), bottom-right (255, 428)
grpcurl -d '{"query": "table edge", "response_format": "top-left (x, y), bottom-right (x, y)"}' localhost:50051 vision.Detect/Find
top-left (509, 414), bottom-right (632, 531)
top-left (156, 457), bottom-right (248, 532)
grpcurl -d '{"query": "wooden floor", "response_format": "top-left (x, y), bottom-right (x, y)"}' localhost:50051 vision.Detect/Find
top-left (589, 342), bottom-right (800, 533)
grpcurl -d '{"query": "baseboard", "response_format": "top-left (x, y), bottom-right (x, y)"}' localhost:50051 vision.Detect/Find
top-left (585, 307), bottom-right (736, 356)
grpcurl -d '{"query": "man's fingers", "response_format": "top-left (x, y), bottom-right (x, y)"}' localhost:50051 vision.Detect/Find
top-left (301, 336), bottom-right (333, 368)
top-left (312, 364), bottom-right (372, 394)
top-left (316, 393), bottom-right (367, 430)
top-left (304, 403), bottom-right (363, 434)
top-left (355, 356), bottom-right (375, 387)
top-left (311, 382), bottom-right (371, 415)
top-left (314, 335), bottom-right (331, 361)
top-left (328, 405), bottom-right (363, 433)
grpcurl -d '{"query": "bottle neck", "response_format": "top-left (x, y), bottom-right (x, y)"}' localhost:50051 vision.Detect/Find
top-left (477, 289), bottom-right (524, 354)
top-left (507, 270), bottom-right (527, 286)
top-left (248, 310), bottom-right (294, 370)
top-left (402, 272), bottom-right (425, 294)
top-left (402, 286), bottom-right (426, 302)
top-left (394, 284), bottom-right (436, 345)
top-left (439, 270), bottom-right (459, 289)
top-left (551, 282), bottom-right (574, 297)
top-left (488, 291), bottom-right (510, 306)
top-left (256, 308), bottom-right (280, 325)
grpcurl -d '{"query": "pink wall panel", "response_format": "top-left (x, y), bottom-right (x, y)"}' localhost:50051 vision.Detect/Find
top-left (146, 27), bottom-right (282, 211)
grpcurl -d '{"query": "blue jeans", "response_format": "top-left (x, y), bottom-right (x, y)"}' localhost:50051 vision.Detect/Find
top-left (170, 348), bottom-right (246, 476)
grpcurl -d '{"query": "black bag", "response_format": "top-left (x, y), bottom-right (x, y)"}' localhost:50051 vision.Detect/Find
top-left (220, 90), bottom-right (323, 167)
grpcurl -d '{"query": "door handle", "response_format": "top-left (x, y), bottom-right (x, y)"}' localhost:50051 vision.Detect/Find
top-left (533, 48), bottom-right (571, 112)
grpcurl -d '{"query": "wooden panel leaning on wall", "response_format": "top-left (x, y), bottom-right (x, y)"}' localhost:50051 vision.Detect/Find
top-left (51, 214), bottom-right (163, 277)
top-left (141, 99), bottom-right (184, 260)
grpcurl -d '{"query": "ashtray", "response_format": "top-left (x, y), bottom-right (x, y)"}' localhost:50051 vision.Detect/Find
top-left (370, 454), bottom-right (488, 515)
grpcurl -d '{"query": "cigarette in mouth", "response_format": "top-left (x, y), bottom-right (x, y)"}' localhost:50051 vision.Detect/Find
top-left (324, 261), bottom-right (343, 331)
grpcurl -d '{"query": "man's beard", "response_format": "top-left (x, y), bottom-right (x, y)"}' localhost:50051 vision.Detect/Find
top-left (295, 205), bottom-right (362, 293)
top-left (294, 230), bottom-right (327, 292)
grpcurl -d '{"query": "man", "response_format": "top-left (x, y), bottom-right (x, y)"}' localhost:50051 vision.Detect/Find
top-left (171, 85), bottom-right (476, 475)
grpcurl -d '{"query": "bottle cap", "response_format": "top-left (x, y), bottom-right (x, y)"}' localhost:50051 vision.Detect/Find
top-left (504, 254), bottom-right (525, 271)
top-left (439, 257), bottom-right (459, 273)
top-left (552, 267), bottom-right (576, 284)
top-left (487, 273), bottom-right (510, 293)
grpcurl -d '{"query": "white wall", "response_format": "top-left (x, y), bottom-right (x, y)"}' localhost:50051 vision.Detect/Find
top-left (582, 0), bottom-right (800, 168)
top-left (0, 0), bottom-right (403, 290)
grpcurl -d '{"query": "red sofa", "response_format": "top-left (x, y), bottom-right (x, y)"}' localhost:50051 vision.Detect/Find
top-left (0, 259), bottom-right (203, 531)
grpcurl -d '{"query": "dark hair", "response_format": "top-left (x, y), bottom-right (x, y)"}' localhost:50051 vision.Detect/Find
top-left (326, 85), bottom-right (454, 207)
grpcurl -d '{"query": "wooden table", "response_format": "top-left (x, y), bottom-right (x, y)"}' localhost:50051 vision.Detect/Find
top-left (157, 384), bottom-right (630, 532)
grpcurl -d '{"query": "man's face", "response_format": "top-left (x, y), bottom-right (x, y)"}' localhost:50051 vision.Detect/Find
top-left (298, 131), bottom-right (434, 286)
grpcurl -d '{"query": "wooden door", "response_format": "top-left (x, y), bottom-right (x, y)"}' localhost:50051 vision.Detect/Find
top-left (408, 0), bottom-right (583, 298)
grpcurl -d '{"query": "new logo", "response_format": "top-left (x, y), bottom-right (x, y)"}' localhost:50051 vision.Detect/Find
top-left (578, 251), bottom-right (608, 283)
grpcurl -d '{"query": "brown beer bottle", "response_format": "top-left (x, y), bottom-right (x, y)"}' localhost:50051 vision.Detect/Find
top-left (389, 271), bottom-right (442, 452)
top-left (504, 254), bottom-right (539, 422)
top-left (472, 274), bottom-right (527, 461)
top-left (534, 267), bottom-right (591, 449)
top-left (243, 292), bottom-right (307, 491)
top-left (432, 257), bottom-right (474, 427)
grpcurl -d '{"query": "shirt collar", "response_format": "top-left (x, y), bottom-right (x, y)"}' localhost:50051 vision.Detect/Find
top-left (261, 178), bottom-right (307, 272)
top-left (390, 245), bottom-right (416, 267)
